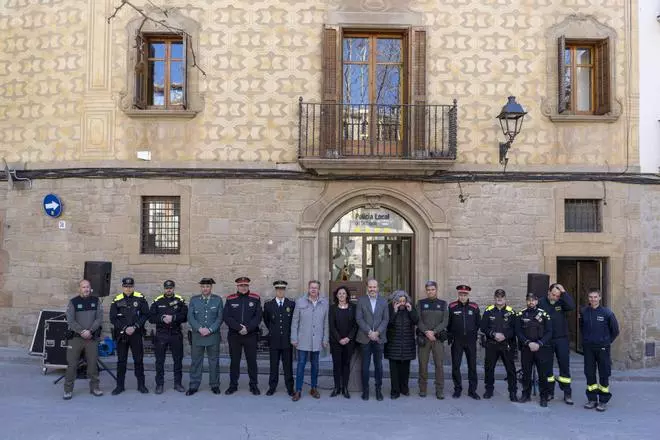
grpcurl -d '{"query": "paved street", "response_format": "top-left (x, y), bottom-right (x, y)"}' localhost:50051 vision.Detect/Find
top-left (1, 357), bottom-right (659, 440)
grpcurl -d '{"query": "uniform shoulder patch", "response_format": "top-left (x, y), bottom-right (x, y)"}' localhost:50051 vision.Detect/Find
top-left (154, 295), bottom-right (164, 301)
top-left (485, 305), bottom-right (494, 311)
top-left (468, 302), bottom-right (478, 309)
top-left (174, 294), bottom-right (184, 301)
top-left (226, 294), bottom-right (239, 300)
top-left (113, 293), bottom-right (124, 301)
top-left (248, 292), bottom-right (261, 299)
top-left (449, 301), bottom-right (459, 307)
top-left (505, 306), bottom-right (513, 312)
top-left (133, 292), bottom-right (144, 297)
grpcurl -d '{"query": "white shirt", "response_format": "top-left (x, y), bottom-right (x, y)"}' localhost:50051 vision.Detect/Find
top-left (276, 298), bottom-right (284, 307)
top-left (369, 296), bottom-right (377, 313)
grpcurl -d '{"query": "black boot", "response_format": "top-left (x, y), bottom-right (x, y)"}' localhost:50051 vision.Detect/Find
top-left (342, 387), bottom-right (351, 399)
top-left (111, 385), bottom-right (125, 396)
top-left (376, 388), bottom-right (384, 401)
top-left (137, 379), bottom-right (149, 394)
top-left (330, 387), bottom-right (340, 397)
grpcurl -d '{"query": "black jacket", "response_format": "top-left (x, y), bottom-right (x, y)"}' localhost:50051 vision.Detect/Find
top-left (580, 306), bottom-right (619, 346)
top-left (480, 304), bottom-right (516, 343)
top-left (516, 307), bottom-right (552, 347)
top-left (329, 303), bottom-right (357, 346)
top-left (385, 304), bottom-right (419, 361)
top-left (223, 291), bottom-right (263, 336)
top-left (538, 292), bottom-right (575, 339)
top-left (149, 293), bottom-right (187, 335)
top-left (109, 292), bottom-right (150, 335)
top-left (447, 300), bottom-right (481, 341)
top-left (263, 297), bottom-right (295, 349)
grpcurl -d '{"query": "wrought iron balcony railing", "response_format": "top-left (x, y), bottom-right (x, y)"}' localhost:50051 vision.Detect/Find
top-left (298, 98), bottom-right (457, 160)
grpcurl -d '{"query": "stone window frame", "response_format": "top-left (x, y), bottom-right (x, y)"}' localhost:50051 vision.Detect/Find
top-left (140, 195), bottom-right (181, 255)
top-left (128, 181), bottom-right (190, 265)
top-left (542, 14), bottom-right (621, 123)
top-left (564, 198), bottom-right (603, 233)
top-left (554, 183), bottom-right (612, 242)
top-left (119, 9), bottom-right (203, 119)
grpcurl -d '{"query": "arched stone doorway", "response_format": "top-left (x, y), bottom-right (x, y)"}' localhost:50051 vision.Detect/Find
top-left (298, 182), bottom-right (449, 300)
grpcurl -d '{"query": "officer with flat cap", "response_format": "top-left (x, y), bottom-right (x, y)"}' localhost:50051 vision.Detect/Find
top-left (263, 280), bottom-right (296, 396)
top-left (186, 278), bottom-right (223, 396)
top-left (109, 276), bottom-right (150, 395)
top-left (149, 280), bottom-right (188, 394)
top-left (480, 288), bottom-right (518, 401)
top-left (447, 284), bottom-right (481, 400)
top-left (223, 276), bottom-right (263, 395)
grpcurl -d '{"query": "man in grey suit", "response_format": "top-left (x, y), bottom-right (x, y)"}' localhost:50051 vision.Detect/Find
top-left (356, 278), bottom-right (390, 401)
top-left (186, 278), bottom-right (223, 396)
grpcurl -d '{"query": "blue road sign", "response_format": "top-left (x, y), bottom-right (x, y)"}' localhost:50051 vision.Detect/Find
top-left (43, 194), bottom-right (63, 218)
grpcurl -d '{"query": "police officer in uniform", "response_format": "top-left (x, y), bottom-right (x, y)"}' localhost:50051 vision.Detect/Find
top-left (538, 282), bottom-right (576, 404)
top-left (516, 292), bottom-right (553, 407)
top-left (416, 280), bottom-right (448, 399)
top-left (447, 284), bottom-right (481, 400)
top-left (187, 278), bottom-right (223, 396)
top-left (263, 280), bottom-right (295, 396)
top-left (580, 289), bottom-right (619, 412)
top-left (109, 277), bottom-right (150, 395)
top-left (480, 288), bottom-right (518, 401)
top-left (223, 276), bottom-right (263, 395)
top-left (149, 280), bottom-right (188, 394)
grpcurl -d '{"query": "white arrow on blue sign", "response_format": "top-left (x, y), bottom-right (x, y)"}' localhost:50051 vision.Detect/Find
top-left (43, 194), bottom-right (63, 218)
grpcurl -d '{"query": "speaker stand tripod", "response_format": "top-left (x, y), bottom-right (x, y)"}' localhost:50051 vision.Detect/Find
top-left (53, 358), bottom-right (117, 385)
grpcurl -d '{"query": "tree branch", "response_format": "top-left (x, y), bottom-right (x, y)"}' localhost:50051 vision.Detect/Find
top-left (107, 0), bottom-right (206, 77)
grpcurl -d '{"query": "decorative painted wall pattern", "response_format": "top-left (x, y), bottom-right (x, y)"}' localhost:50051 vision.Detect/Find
top-left (0, 0), bottom-right (636, 166)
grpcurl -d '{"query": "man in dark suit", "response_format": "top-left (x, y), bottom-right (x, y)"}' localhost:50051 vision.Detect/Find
top-left (263, 280), bottom-right (295, 396)
top-left (356, 278), bottom-right (390, 401)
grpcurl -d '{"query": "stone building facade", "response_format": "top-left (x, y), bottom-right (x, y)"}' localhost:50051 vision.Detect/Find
top-left (1, 0), bottom-right (658, 368)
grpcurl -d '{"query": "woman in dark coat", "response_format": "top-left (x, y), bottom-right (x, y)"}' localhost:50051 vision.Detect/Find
top-left (329, 285), bottom-right (358, 398)
top-left (385, 290), bottom-right (419, 399)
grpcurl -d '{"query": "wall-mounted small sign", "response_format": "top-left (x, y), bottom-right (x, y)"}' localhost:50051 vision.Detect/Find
top-left (43, 194), bottom-right (63, 218)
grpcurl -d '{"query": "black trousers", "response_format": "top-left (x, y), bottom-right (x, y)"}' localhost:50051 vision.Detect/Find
top-left (484, 341), bottom-right (517, 393)
top-left (116, 332), bottom-right (144, 386)
top-left (330, 342), bottom-right (354, 390)
top-left (521, 346), bottom-right (551, 399)
top-left (269, 346), bottom-right (294, 392)
top-left (584, 343), bottom-right (612, 403)
top-left (451, 339), bottom-right (477, 393)
top-left (228, 332), bottom-right (258, 387)
top-left (154, 331), bottom-right (184, 386)
top-left (548, 337), bottom-right (572, 395)
top-left (389, 359), bottom-right (411, 396)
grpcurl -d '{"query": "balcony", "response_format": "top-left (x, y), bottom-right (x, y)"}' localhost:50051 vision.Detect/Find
top-left (298, 99), bottom-right (457, 175)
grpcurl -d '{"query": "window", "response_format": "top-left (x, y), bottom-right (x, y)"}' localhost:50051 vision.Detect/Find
top-left (141, 196), bottom-right (181, 254)
top-left (134, 34), bottom-right (187, 110)
top-left (558, 37), bottom-right (610, 115)
top-left (564, 199), bottom-right (602, 232)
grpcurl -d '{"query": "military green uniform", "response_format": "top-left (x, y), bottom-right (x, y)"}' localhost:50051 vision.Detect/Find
top-left (187, 291), bottom-right (223, 391)
top-left (416, 297), bottom-right (448, 397)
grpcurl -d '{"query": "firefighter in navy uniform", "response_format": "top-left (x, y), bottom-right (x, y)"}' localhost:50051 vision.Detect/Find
top-left (149, 280), bottom-right (188, 394)
top-left (580, 289), bottom-right (619, 412)
top-left (109, 277), bottom-right (150, 395)
top-left (538, 282), bottom-right (576, 404)
top-left (223, 276), bottom-right (263, 395)
top-left (480, 289), bottom-right (518, 401)
top-left (263, 280), bottom-right (296, 396)
top-left (516, 292), bottom-right (553, 407)
top-left (447, 284), bottom-right (481, 400)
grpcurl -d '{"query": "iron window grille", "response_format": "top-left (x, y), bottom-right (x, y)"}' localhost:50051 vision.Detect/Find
top-left (141, 196), bottom-right (181, 254)
top-left (564, 199), bottom-right (602, 233)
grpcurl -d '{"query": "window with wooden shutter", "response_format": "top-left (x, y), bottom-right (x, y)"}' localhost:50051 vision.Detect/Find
top-left (560, 38), bottom-right (611, 116)
top-left (411, 29), bottom-right (426, 152)
top-left (594, 37), bottom-right (610, 115)
top-left (134, 34), bottom-right (187, 110)
top-left (321, 27), bottom-right (339, 155)
top-left (134, 34), bottom-right (147, 109)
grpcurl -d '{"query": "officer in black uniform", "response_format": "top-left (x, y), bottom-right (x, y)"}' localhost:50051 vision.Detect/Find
top-left (480, 288), bottom-right (518, 401)
top-left (149, 280), bottom-right (188, 394)
top-left (223, 276), bottom-right (263, 395)
top-left (447, 284), bottom-right (481, 400)
top-left (516, 292), bottom-right (553, 407)
top-left (263, 280), bottom-right (296, 396)
top-left (109, 277), bottom-right (150, 395)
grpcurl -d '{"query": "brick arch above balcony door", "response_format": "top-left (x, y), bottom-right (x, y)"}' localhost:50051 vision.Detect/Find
top-left (297, 181), bottom-right (449, 297)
